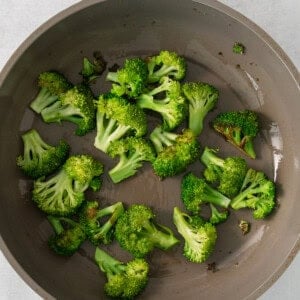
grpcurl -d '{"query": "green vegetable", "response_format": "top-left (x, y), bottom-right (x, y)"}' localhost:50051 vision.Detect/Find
top-left (233, 42), bottom-right (246, 54)
top-left (209, 204), bottom-right (229, 225)
top-left (81, 52), bottom-right (107, 83)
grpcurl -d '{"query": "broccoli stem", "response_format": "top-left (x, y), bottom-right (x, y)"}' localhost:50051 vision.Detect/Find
top-left (149, 66), bottom-right (177, 82)
top-left (30, 87), bottom-right (58, 113)
top-left (150, 127), bottom-right (177, 153)
top-left (200, 148), bottom-right (224, 168)
top-left (47, 216), bottom-right (64, 235)
top-left (106, 72), bottom-right (118, 83)
top-left (203, 184), bottom-right (231, 208)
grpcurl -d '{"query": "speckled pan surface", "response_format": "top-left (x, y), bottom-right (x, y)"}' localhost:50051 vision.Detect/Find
top-left (0, 0), bottom-right (299, 299)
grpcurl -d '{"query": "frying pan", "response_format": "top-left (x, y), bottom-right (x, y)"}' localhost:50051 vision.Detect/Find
top-left (0, 0), bottom-right (299, 299)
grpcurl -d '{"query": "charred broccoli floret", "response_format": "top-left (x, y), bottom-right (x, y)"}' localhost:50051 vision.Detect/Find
top-left (231, 168), bottom-right (276, 219)
top-left (95, 247), bottom-right (149, 299)
top-left (212, 110), bottom-right (259, 159)
top-left (47, 216), bottom-right (86, 256)
top-left (150, 127), bottom-right (201, 178)
top-left (107, 137), bottom-right (155, 183)
top-left (182, 82), bottom-right (219, 136)
top-left (81, 52), bottom-right (107, 83)
top-left (115, 204), bottom-right (179, 258)
top-left (16, 129), bottom-right (69, 179)
top-left (79, 201), bottom-right (124, 245)
top-left (173, 207), bottom-right (217, 263)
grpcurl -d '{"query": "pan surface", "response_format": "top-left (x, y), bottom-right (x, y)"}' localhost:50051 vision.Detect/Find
top-left (0, 0), bottom-right (299, 299)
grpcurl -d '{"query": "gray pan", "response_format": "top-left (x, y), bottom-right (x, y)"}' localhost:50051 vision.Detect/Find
top-left (0, 0), bottom-right (299, 299)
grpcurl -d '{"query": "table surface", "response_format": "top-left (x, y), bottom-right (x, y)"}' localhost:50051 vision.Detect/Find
top-left (0, 0), bottom-right (299, 299)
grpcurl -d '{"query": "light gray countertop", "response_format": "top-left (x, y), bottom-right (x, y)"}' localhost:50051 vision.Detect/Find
top-left (0, 1), bottom-right (299, 299)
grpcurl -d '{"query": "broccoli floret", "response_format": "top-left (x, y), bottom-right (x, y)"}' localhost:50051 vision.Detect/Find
top-left (233, 42), bottom-right (246, 54)
top-left (41, 84), bottom-right (96, 136)
top-left (181, 173), bottom-right (231, 214)
top-left (182, 82), bottom-right (219, 135)
top-left (137, 76), bottom-right (188, 130)
top-left (47, 215), bottom-right (85, 256)
top-left (150, 127), bottom-right (200, 178)
top-left (115, 204), bottom-right (179, 258)
top-left (95, 247), bottom-right (149, 299)
top-left (16, 129), bottom-right (69, 179)
top-left (212, 110), bottom-right (259, 159)
top-left (81, 52), bottom-right (107, 83)
top-left (230, 168), bottom-right (276, 219)
top-left (30, 71), bottom-right (72, 113)
top-left (32, 154), bottom-right (104, 216)
top-left (106, 58), bottom-right (148, 98)
top-left (173, 207), bottom-right (217, 263)
top-left (200, 147), bottom-right (247, 197)
top-left (79, 201), bottom-right (124, 245)
top-left (209, 204), bottom-right (229, 225)
top-left (94, 93), bottom-right (147, 153)
top-left (107, 137), bottom-right (155, 183)
top-left (89, 177), bottom-right (102, 192)
top-left (147, 50), bottom-right (186, 83)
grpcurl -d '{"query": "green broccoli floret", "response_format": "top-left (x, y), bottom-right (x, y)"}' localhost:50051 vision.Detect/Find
top-left (182, 82), bottom-right (219, 136)
top-left (233, 42), bottom-right (246, 54)
top-left (150, 127), bottom-right (200, 178)
top-left (79, 201), bottom-right (124, 245)
top-left (41, 84), bottom-right (96, 136)
top-left (200, 147), bottom-right (248, 197)
top-left (95, 247), bottom-right (149, 299)
top-left (137, 76), bottom-right (188, 130)
top-left (147, 50), bottom-right (186, 83)
top-left (30, 71), bottom-right (72, 113)
top-left (32, 154), bottom-right (104, 216)
top-left (106, 58), bottom-right (148, 98)
top-left (107, 137), bottom-right (155, 183)
top-left (209, 204), bottom-right (229, 225)
top-left (212, 110), bottom-right (259, 159)
top-left (173, 207), bottom-right (217, 263)
top-left (181, 173), bottom-right (231, 214)
top-left (47, 215), bottom-right (85, 256)
top-left (230, 168), bottom-right (276, 219)
top-left (94, 93), bottom-right (147, 153)
top-left (115, 204), bottom-right (179, 258)
top-left (16, 129), bottom-right (69, 179)
top-left (81, 52), bottom-right (107, 83)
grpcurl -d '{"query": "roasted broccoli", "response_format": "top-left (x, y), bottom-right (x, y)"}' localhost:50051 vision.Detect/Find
top-left (173, 207), bottom-right (217, 263)
top-left (230, 168), bottom-right (276, 219)
top-left (233, 42), bottom-right (246, 54)
top-left (32, 154), bottom-right (104, 216)
top-left (209, 204), bottom-right (229, 225)
top-left (107, 137), bottom-right (155, 183)
top-left (200, 147), bottom-right (247, 197)
top-left (238, 220), bottom-right (251, 235)
top-left (95, 247), bottom-right (149, 299)
top-left (41, 84), bottom-right (96, 136)
top-left (16, 129), bottom-right (69, 179)
top-left (47, 215), bottom-right (86, 256)
top-left (150, 127), bottom-right (201, 178)
top-left (30, 71), bottom-right (72, 114)
top-left (182, 82), bottom-right (219, 136)
top-left (79, 201), bottom-right (124, 245)
top-left (137, 76), bottom-right (188, 130)
top-left (212, 110), bottom-right (259, 159)
top-left (106, 58), bottom-right (148, 98)
top-left (181, 173), bottom-right (231, 214)
top-left (115, 204), bottom-right (179, 258)
top-left (81, 52), bottom-right (107, 83)
top-left (94, 93), bottom-right (147, 153)
top-left (147, 50), bottom-right (186, 83)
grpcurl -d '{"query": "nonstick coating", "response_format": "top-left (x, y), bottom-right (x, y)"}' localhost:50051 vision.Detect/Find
top-left (0, 0), bottom-right (299, 299)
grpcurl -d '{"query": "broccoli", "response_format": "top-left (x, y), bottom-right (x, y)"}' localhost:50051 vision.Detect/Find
top-left (233, 42), bottom-right (246, 54)
top-left (212, 110), bottom-right (259, 159)
top-left (200, 147), bottom-right (248, 197)
top-left (106, 58), bottom-right (148, 98)
top-left (79, 201), bottom-right (124, 245)
top-left (181, 173), bottom-right (231, 214)
top-left (41, 84), bottom-right (96, 136)
top-left (173, 207), bottom-right (217, 263)
top-left (30, 71), bottom-right (72, 114)
top-left (47, 215), bottom-right (86, 256)
top-left (107, 137), bottom-right (155, 183)
top-left (16, 129), bottom-right (69, 179)
top-left (150, 127), bottom-right (201, 178)
top-left (94, 93), bottom-right (147, 153)
top-left (147, 50), bottom-right (186, 83)
top-left (95, 247), bottom-right (149, 299)
top-left (182, 82), bottom-right (219, 136)
top-left (32, 154), bottom-right (104, 216)
top-left (137, 76), bottom-right (188, 130)
top-left (238, 220), bottom-right (251, 235)
top-left (209, 204), bottom-right (229, 225)
top-left (115, 204), bottom-right (179, 258)
top-left (81, 52), bottom-right (107, 83)
top-left (230, 168), bottom-right (276, 219)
